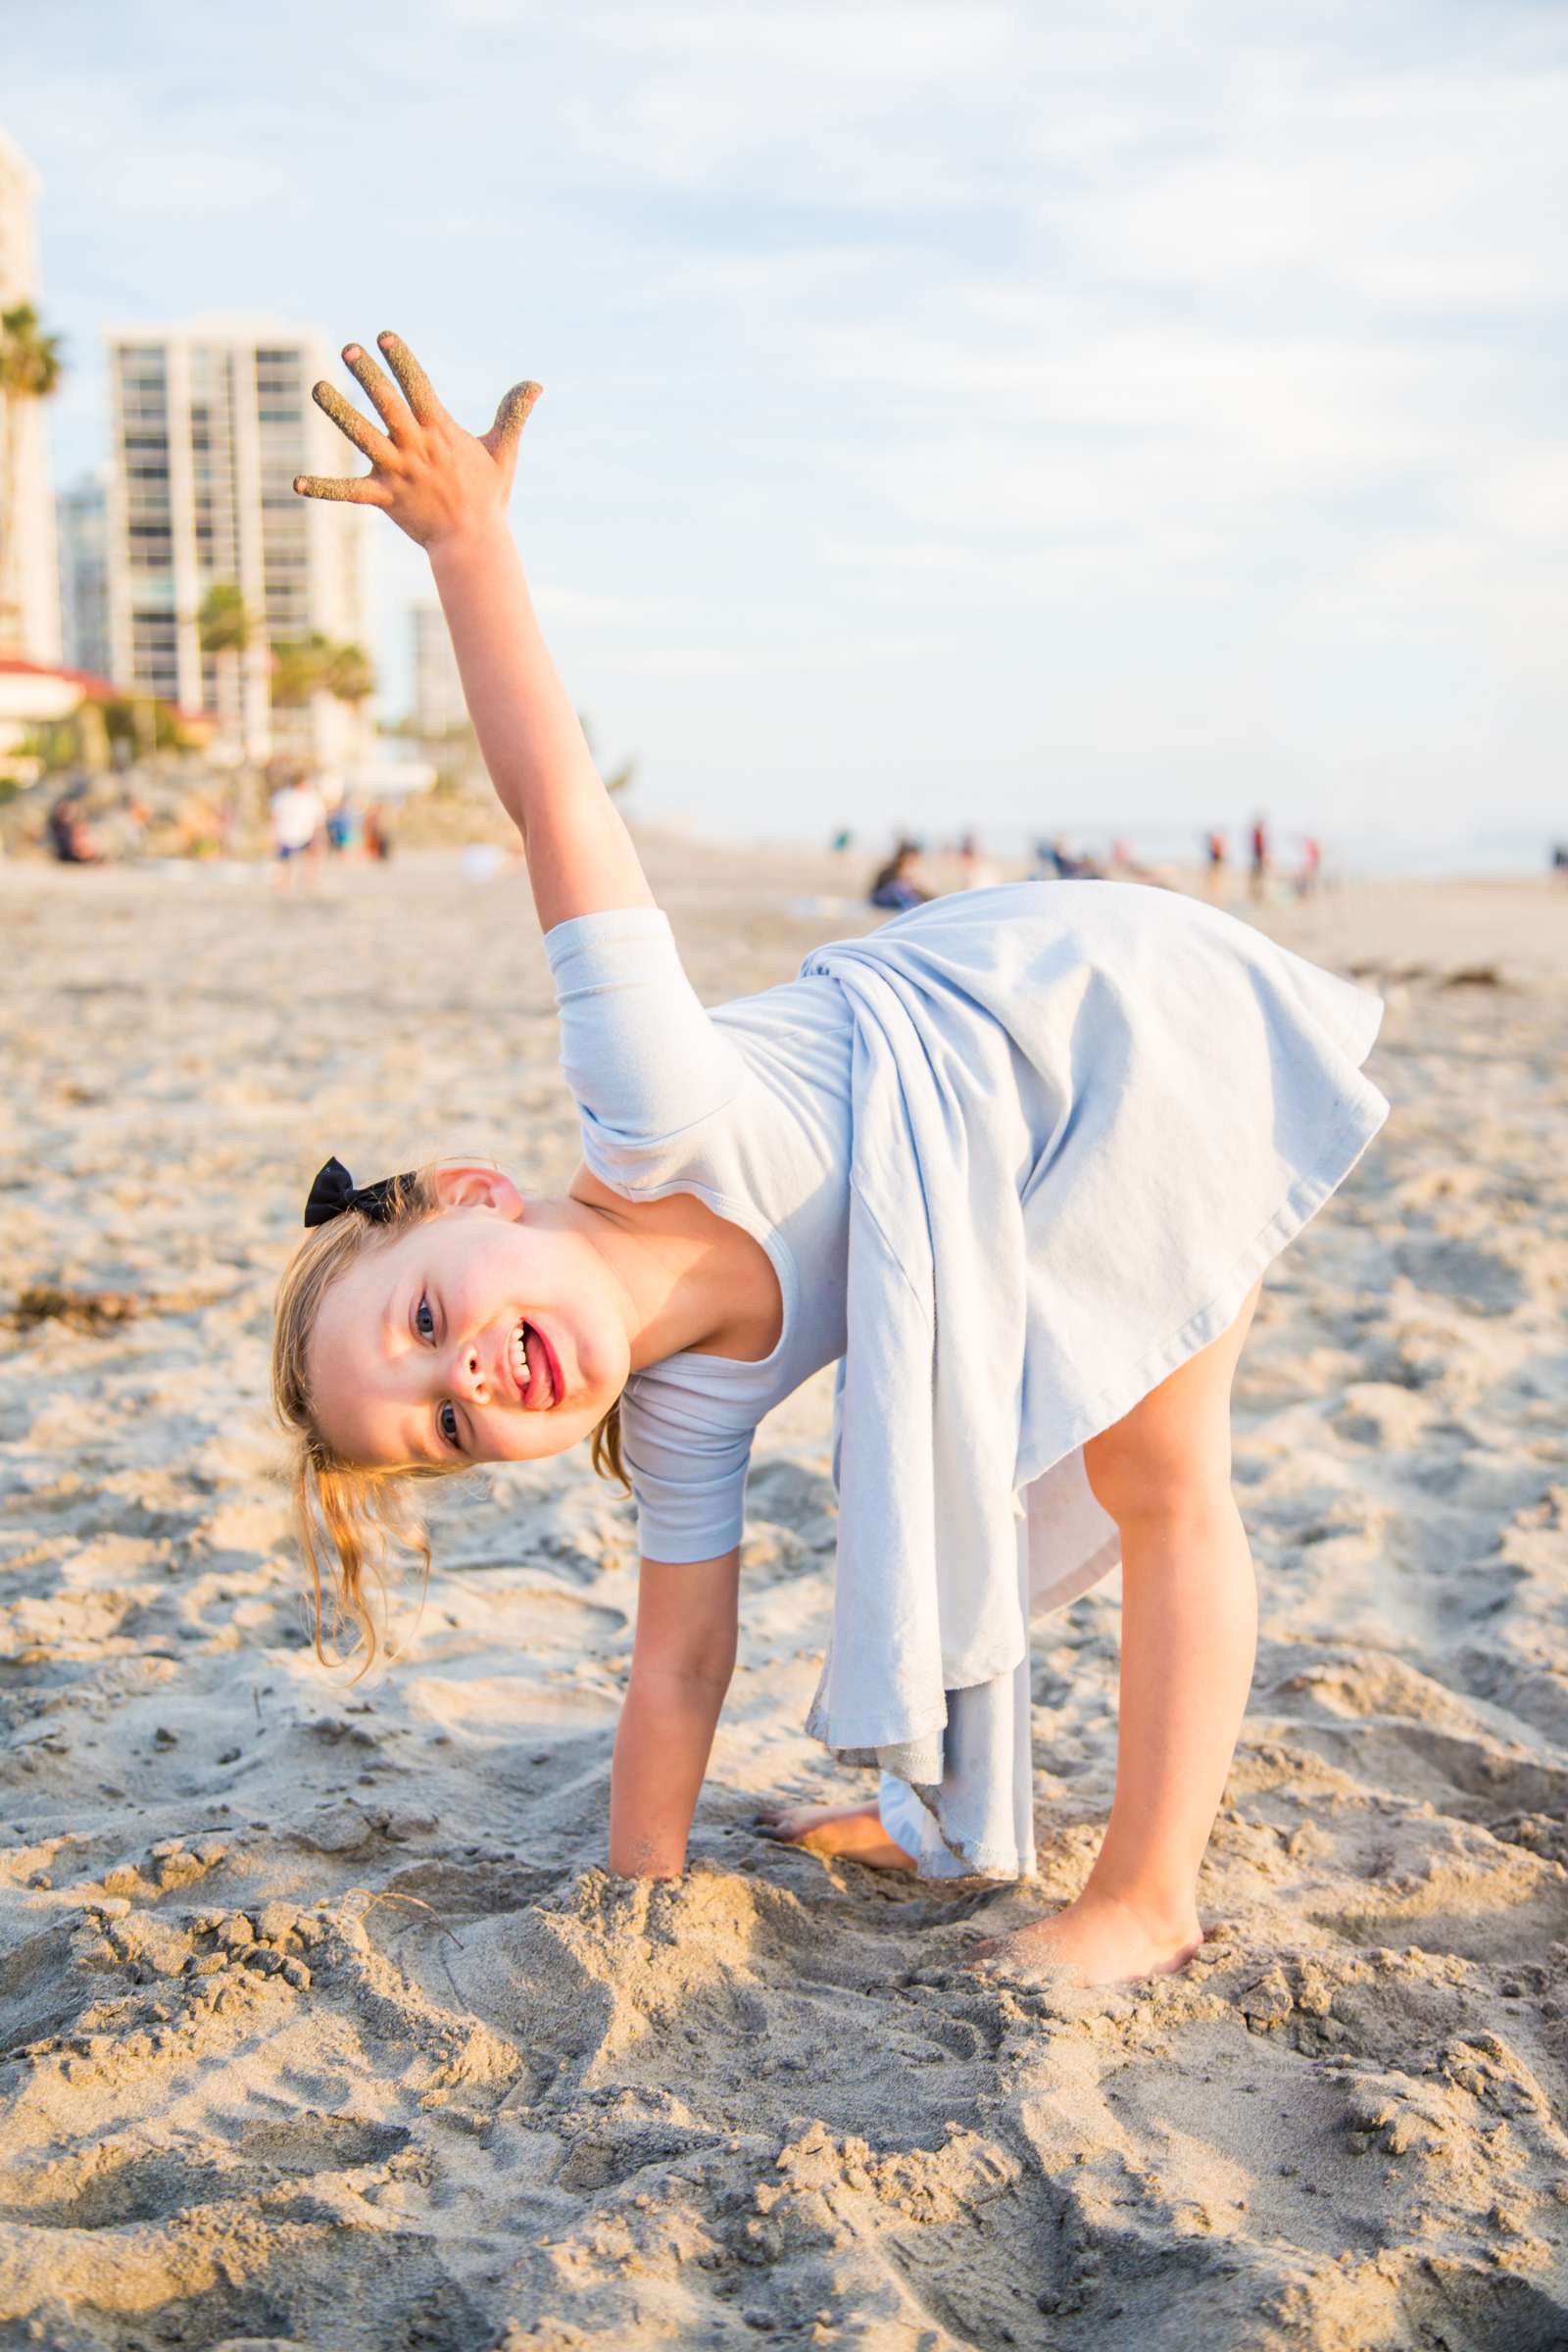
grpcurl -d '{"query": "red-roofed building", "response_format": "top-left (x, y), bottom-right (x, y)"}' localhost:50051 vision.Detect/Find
top-left (0, 654), bottom-right (212, 757)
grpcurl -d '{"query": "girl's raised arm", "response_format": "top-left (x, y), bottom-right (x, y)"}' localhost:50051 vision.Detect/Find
top-left (296, 332), bottom-right (654, 935)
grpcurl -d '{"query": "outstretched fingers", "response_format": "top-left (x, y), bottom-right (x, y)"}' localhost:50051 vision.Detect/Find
top-left (293, 472), bottom-right (391, 507)
top-left (376, 331), bottom-right (446, 424)
top-left (484, 379), bottom-right (543, 466)
top-left (299, 330), bottom-right (538, 519)
top-left (342, 342), bottom-right (410, 434)
top-left (312, 380), bottom-right (397, 470)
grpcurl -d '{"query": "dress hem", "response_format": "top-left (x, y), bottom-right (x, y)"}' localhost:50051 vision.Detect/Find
top-left (808, 1054), bottom-right (1389, 1878)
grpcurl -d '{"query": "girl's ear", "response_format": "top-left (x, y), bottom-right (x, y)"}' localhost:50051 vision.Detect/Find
top-left (431, 1163), bottom-right (526, 1220)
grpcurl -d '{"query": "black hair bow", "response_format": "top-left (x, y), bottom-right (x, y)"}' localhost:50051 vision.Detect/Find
top-left (303, 1154), bottom-right (414, 1230)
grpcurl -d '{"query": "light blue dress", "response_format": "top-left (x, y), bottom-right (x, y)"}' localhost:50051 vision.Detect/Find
top-left (546, 883), bottom-right (1387, 1878)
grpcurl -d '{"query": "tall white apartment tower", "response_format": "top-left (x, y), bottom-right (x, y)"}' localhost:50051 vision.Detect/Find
top-left (57, 470), bottom-right (111, 680)
top-left (412, 601), bottom-right (467, 738)
top-left (105, 319), bottom-right (369, 761)
top-left (0, 128), bottom-right (62, 662)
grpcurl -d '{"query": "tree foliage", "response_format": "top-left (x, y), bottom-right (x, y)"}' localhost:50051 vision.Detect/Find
top-left (0, 305), bottom-right (64, 403)
top-left (0, 306), bottom-right (66, 648)
top-left (196, 581), bottom-right (251, 657)
top-left (270, 632), bottom-right (377, 709)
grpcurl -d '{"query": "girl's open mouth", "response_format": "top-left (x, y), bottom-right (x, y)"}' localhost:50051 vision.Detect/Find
top-left (509, 1317), bottom-right (561, 1411)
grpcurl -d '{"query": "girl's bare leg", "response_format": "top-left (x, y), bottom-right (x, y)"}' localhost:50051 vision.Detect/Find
top-left (759, 1285), bottom-right (1261, 1943)
top-left (976, 1280), bottom-right (1262, 1985)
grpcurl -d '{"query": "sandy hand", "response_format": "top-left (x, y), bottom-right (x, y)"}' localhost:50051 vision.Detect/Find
top-left (294, 331), bottom-right (541, 550)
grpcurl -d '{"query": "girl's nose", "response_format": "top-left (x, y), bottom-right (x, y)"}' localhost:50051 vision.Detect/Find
top-left (454, 1343), bottom-right (487, 1401)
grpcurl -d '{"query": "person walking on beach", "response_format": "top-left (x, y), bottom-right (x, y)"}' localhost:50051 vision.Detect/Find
top-left (273, 334), bottom-right (1388, 1986)
top-left (1249, 811), bottom-right (1270, 902)
top-left (323, 787), bottom-right (358, 857)
top-left (364, 802), bottom-right (394, 861)
top-left (270, 772), bottom-right (322, 887)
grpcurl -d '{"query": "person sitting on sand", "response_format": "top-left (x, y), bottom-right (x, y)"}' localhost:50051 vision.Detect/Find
top-left (46, 788), bottom-right (104, 865)
top-left (273, 332), bottom-right (1388, 1987)
top-left (867, 839), bottom-right (929, 911)
top-left (1033, 836), bottom-right (1103, 882)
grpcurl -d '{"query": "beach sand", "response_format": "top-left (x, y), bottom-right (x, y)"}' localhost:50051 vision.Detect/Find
top-left (1, 843), bottom-right (1565, 2350)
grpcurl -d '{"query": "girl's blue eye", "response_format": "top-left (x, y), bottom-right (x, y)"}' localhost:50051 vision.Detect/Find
top-left (416, 1296), bottom-right (435, 1341)
top-left (438, 1401), bottom-right (460, 1447)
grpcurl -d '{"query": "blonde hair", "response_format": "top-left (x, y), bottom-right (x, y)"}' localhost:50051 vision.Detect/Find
top-left (271, 1163), bottom-right (626, 1676)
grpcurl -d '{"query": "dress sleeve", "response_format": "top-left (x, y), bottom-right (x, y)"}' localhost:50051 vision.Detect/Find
top-left (618, 1371), bottom-right (755, 1563)
top-left (545, 906), bottom-right (746, 1156)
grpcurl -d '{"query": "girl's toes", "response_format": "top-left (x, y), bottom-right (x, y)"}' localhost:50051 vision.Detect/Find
top-left (752, 1803), bottom-right (821, 1840)
top-left (749, 1812), bottom-right (798, 1843)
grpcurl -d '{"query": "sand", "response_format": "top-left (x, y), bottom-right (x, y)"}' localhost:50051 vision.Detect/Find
top-left (1, 840), bottom-right (1565, 2350)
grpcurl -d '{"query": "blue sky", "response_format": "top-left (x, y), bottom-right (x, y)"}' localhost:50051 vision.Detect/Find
top-left (11, 0), bottom-right (1566, 856)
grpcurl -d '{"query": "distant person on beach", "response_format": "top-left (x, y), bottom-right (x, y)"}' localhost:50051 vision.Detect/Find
top-left (1250, 812), bottom-right (1270, 902)
top-left (955, 831), bottom-right (996, 891)
top-left (1109, 838), bottom-right (1162, 886)
top-left (273, 331), bottom-right (1389, 1986)
top-left (324, 796), bottom-right (358, 856)
top-left (364, 803), bottom-right (394, 862)
top-left (1203, 830), bottom-right (1227, 898)
top-left (46, 789), bottom-right (103, 865)
top-left (1297, 835), bottom-right (1322, 899)
top-left (867, 839), bottom-right (929, 911)
top-left (1033, 836), bottom-right (1103, 881)
top-left (270, 775), bottom-right (322, 885)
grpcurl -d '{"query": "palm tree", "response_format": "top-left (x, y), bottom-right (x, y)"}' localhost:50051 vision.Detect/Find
top-left (269, 631), bottom-right (332, 709)
top-left (196, 581), bottom-right (252, 753)
top-left (271, 634), bottom-right (376, 760)
top-left (322, 641), bottom-right (374, 709)
top-left (0, 304), bottom-right (65, 654)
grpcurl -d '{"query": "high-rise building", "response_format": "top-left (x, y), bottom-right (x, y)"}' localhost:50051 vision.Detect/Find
top-left (0, 127), bottom-right (62, 662)
top-left (104, 318), bottom-right (369, 761)
top-left (411, 600), bottom-right (466, 739)
top-left (57, 470), bottom-right (111, 681)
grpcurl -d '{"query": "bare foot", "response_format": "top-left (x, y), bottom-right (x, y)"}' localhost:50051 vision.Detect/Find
top-left (971, 1892), bottom-right (1202, 1987)
top-left (751, 1801), bottom-right (916, 1873)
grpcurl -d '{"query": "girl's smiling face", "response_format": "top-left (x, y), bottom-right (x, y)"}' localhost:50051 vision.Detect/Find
top-left (305, 1171), bottom-right (631, 1468)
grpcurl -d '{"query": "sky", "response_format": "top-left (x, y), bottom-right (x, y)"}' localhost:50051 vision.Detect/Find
top-left (8, 0), bottom-right (1566, 858)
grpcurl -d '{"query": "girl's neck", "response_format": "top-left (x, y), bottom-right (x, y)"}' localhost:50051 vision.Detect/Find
top-left (526, 1185), bottom-right (770, 1373)
top-left (555, 1176), bottom-right (782, 1368)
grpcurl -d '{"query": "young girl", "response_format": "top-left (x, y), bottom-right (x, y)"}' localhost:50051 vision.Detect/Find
top-left (275, 332), bottom-right (1388, 1986)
